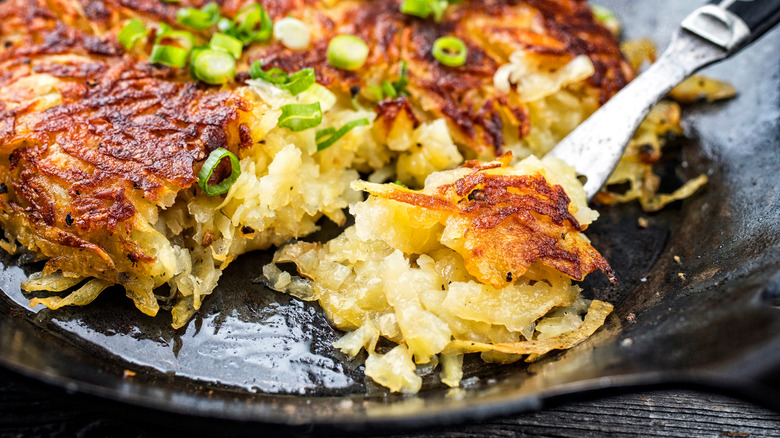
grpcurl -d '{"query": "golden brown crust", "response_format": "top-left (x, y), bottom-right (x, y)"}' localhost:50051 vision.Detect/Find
top-left (362, 155), bottom-right (616, 288)
top-left (240, 0), bottom-right (631, 156)
top-left (0, 0), bottom-right (248, 284)
top-left (0, 0), bottom-right (623, 296)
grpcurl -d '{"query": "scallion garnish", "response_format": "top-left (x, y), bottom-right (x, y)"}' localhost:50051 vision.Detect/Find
top-left (315, 118), bottom-right (370, 150)
top-left (249, 62), bottom-right (316, 96)
top-left (280, 68), bottom-right (315, 95)
top-left (235, 3), bottom-right (273, 44)
top-left (217, 17), bottom-right (239, 38)
top-left (432, 36), bottom-right (467, 67)
top-left (150, 44), bottom-right (189, 68)
top-left (177, 2), bottom-right (220, 30)
top-left (209, 32), bottom-right (243, 59)
top-left (381, 81), bottom-right (398, 99)
top-left (250, 62), bottom-right (289, 84)
top-left (327, 35), bottom-right (369, 71)
top-left (278, 102), bottom-right (322, 132)
top-left (429, 0), bottom-right (449, 21)
top-left (360, 61), bottom-right (409, 102)
top-left (198, 148), bottom-right (241, 196)
top-left (191, 49), bottom-right (235, 84)
top-left (392, 60), bottom-right (409, 94)
top-left (367, 85), bottom-right (384, 101)
top-left (400, 0), bottom-right (431, 19)
top-left (117, 18), bottom-right (148, 50)
top-left (273, 17), bottom-right (310, 50)
top-left (156, 23), bottom-right (195, 52)
top-left (400, 0), bottom-right (450, 22)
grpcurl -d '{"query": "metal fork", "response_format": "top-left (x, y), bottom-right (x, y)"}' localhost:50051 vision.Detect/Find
top-left (547, 0), bottom-right (780, 201)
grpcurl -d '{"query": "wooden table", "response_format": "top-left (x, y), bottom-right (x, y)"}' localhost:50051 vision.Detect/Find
top-left (2, 366), bottom-right (779, 437)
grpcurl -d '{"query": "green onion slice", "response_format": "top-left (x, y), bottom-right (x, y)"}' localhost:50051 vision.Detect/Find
top-left (429, 0), bottom-right (449, 21)
top-left (217, 17), bottom-right (240, 38)
top-left (249, 62), bottom-right (315, 96)
top-left (249, 61), bottom-right (289, 84)
top-left (400, 0), bottom-right (450, 22)
top-left (366, 85), bottom-right (384, 101)
top-left (316, 118), bottom-right (370, 150)
top-left (392, 60), bottom-right (409, 94)
top-left (327, 35), bottom-right (369, 71)
top-left (209, 32), bottom-right (243, 59)
top-left (117, 18), bottom-right (148, 50)
top-left (177, 2), bottom-right (220, 30)
top-left (315, 127), bottom-right (337, 141)
top-left (150, 44), bottom-right (189, 68)
top-left (235, 3), bottom-right (273, 43)
top-left (381, 81), bottom-right (398, 99)
top-left (280, 68), bottom-right (315, 95)
top-left (278, 102), bottom-right (322, 132)
top-left (198, 148), bottom-right (241, 196)
top-left (400, 0), bottom-right (430, 18)
top-left (191, 49), bottom-right (235, 84)
top-left (156, 23), bottom-right (195, 52)
top-left (432, 36), bottom-right (467, 67)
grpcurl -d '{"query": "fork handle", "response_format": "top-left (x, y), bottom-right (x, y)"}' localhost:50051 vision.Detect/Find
top-left (683, 0), bottom-right (780, 51)
top-left (549, 1), bottom-right (780, 201)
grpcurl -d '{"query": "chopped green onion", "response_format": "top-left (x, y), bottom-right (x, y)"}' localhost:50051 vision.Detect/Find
top-left (400, 0), bottom-right (450, 22)
top-left (150, 44), bottom-right (189, 67)
top-left (191, 49), bottom-right (235, 84)
top-left (274, 17), bottom-right (310, 50)
top-left (315, 127), bottom-right (337, 141)
top-left (280, 68), bottom-right (315, 95)
top-left (316, 118), bottom-right (370, 150)
top-left (249, 62), bottom-right (316, 96)
top-left (392, 60), bottom-right (409, 94)
top-left (235, 3), bottom-right (273, 44)
top-left (327, 35), bottom-right (369, 71)
top-left (400, 0), bottom-right (430, 18)
top-left (217, 17), bottom-right (239, 38)
top-left (429, 0), bottom-right (449, 21)
top-left (249, 62), bottom-right (289, 84)
top-left (117, 18), bottom-right (148, 50)
top-left (198, 148), bottom-right (241, 196)
top-left (209, 32), bottom-right (243, 59)
top-left (278, 102), bottom-right (322, 132)
top-left (367, 85), bottom-right (384, 101)
top-left (177, 2), bottom-right (220, 30)
top-left (381, 81), bottom-right (397, 99)
top-left (156, 23), bottom-right (195, 52)
top-left (432, 36), bottom-right (467, 67)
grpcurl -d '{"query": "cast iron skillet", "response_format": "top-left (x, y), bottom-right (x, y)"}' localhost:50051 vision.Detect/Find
top-left (1, 0), bottom-right (779, 430)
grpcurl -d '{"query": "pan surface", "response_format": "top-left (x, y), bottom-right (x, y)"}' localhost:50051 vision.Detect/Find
top-left (0, 0), bottom-right (779, 429)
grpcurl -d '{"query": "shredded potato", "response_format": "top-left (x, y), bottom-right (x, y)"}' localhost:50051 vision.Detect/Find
top-left (267, 156), bottom-right (615, 391)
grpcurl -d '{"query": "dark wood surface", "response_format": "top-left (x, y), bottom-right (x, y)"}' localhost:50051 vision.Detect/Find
top-left (2, 366), bottom-right (780, 437)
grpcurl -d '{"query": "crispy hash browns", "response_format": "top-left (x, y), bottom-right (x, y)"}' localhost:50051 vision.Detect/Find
top-left (265, 155), bottom-right (615, 392)
top-left (0, 0), bottom-right (632, 329)
top-left (0, 0), bottom-right (729, 393)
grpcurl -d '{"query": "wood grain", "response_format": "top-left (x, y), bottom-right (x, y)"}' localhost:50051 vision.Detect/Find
top-left (1, 367), bottom-right (779, 437)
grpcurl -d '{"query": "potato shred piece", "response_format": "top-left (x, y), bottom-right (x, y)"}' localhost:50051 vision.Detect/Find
top-left (266, 155), bottom-right (615, 392)
top-left (355, 154), bottom-right (617, 288)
